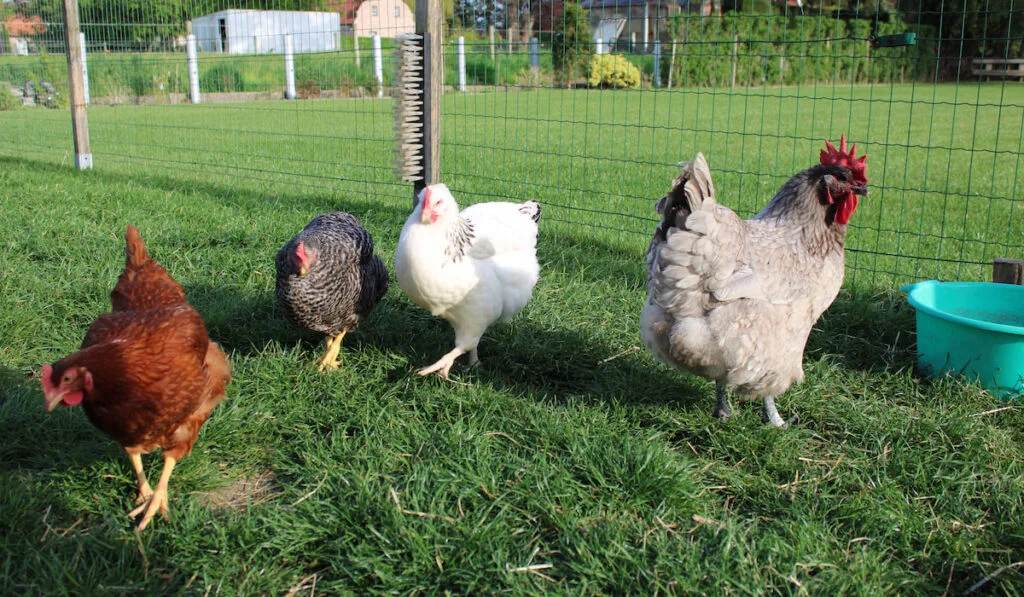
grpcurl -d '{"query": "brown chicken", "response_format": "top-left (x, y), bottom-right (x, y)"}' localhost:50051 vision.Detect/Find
top-left (40, 226), bottom-right (231, 530)
top-left (641, 136), bottom-right (868, 427)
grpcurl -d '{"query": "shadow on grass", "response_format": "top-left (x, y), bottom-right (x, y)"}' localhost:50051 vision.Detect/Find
top-left (0, 366), bottom-right (117, 474)
top-left (2, 155), bottom-right (921, 385)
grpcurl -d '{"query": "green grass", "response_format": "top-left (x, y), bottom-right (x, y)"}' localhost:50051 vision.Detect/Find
top-left (1, 83), bottom-right (1021, 286)
top-left (0, 84), bottom-right (1023, 594)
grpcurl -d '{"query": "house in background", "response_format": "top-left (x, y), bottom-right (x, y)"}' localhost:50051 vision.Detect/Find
top-left (3, 15), bottom-right (47, 55)
top-left (192, 10), bottom-right (341, 54)
top-left (326, 0), bottom-right (415, 38)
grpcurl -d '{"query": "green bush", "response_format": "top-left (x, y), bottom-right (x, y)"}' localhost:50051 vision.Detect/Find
top-left (664, 13), bottom-right (940, 88)
top-left (0, 82), bottom-right (19, 111)
top-left (200, 63), bottom-right (248, 93)
top-left (588, 54), bottom-right (641, 88)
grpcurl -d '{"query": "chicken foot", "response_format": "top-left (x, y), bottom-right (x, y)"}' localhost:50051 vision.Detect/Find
top-left (317, 331), bottom-right (347, 372)
top-left (712, 382), bottom-right (733, 421)
top-left (127, 451), bottom-right (154, 506)
top-left (713, 384), bottom-right (792, 428)
top-left (129, 456), bottom-right (177, 531)
top-left (418, 347), bottom-right (470, 379)
top-left (762, 396), bottom-right (789, 428)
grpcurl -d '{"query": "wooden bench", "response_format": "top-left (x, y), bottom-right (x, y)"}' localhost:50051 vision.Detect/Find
top-left (972, 58), bottom-right (1024, 81)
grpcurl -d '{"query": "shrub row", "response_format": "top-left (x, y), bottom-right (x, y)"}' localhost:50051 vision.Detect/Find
top-left (0, 15), bottom-right (939, 100)
top-left (662, 15), bottom-right (939, 87)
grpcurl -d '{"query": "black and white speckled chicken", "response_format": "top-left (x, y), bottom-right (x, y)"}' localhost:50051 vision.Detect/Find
top-left (276, 212), bottom-right (389, 371)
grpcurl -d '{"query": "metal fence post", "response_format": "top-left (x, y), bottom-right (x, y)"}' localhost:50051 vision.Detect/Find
top-left (596, 35), bottom-right (603, 55)
top-left (187, 34), bottom-right (200, 104)
top-left (61, 0), bottom-right (91, 169)
top-left (79, 32), bottom-right (89, 105)
top-left (372, 34), bottom-right (383, 98)
top-left (284, 33), bottom-right (296, 100)
top-left (489, 25), bottom-right (495, 60)
top-left (354, 34), bottom-right (360, 67)
top-left (653, 40), bottom-right (661, 87)
top-left (529, 38), bottom-right (538, 71)
top-left (457, 36), bottom-right (466, 91)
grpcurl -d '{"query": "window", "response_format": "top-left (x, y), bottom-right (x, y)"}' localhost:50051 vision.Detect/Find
top-left (371, 5), bottom-right (377, 16)
top-left (394, 6), bottom-right (400, 16)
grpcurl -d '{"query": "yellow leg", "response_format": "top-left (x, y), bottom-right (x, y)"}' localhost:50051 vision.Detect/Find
top-left (129, 455), bottom-right (177, 531)
top-left (317, 330), bottom-right (347, 372)
top-left (127, 452), bottom-right (153, 506)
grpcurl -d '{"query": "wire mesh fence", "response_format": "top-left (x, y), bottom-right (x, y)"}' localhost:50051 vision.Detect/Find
top-left (0, 0), bottom-right (1020, 290)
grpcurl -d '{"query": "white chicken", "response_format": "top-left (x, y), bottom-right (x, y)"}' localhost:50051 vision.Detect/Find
top-left (395, 184), bottom-right (541, 378)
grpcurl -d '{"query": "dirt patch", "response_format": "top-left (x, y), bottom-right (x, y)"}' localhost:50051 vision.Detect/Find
top-left (195, 470), bottom-right (280, 510)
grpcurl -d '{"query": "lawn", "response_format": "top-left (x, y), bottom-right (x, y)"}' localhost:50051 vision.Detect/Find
top-left (1, 84), bottom-right (1023, 594)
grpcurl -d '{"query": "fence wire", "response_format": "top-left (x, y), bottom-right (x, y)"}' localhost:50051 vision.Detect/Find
top-left (0, 0), bottom-right (1021, 289)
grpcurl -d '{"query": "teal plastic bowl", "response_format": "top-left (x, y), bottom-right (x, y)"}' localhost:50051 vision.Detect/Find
top-left (902, 280), bottom-right (1024, 398)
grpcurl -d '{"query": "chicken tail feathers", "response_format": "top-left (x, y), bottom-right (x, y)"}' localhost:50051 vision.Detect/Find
top-left (650, 153), bottom-right (716, 248)
top-left (668, 153), bottom-right (716, 231)
top-left (124, 225), bottom-right (150, 269)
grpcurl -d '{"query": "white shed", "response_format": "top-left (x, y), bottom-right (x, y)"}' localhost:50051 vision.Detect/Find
top-left (192, 10), bottom-right (341, 54)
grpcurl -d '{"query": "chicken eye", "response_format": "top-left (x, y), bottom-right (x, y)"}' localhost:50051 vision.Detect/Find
top-left (62, 374), bottom-right (72, 383)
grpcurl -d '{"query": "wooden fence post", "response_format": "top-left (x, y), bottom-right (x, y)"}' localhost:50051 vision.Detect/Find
top-left (413, 0), bottom-right (443, 204)
top-left (994, 258), bottom-right (1024, 285)
top-left (61, 0), bottom-right (91, 169)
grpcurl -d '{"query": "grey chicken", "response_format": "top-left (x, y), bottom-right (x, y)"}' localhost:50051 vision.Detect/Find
top-left (641, 136), bottom-right (868, 427)
top-left (276, 212), bottom-right (389, 371)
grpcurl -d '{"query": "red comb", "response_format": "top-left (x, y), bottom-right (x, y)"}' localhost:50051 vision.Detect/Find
top-left (820, 134), bottom-right (868, 185)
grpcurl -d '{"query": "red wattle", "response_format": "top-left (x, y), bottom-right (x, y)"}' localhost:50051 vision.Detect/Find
top-left (63, 391), bottom-right (84, 406)
top-left (836, 195), bottom-right (859, 225)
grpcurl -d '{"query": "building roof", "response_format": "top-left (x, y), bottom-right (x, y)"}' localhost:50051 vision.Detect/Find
top-left (3, 15), bottom-right (47, 36)
top-left (323, 0), bottom-right (363, 26)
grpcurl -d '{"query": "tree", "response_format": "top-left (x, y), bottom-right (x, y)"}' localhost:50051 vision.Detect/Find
top-left (551, 0), bottom-right (590, 86)
top-left (896, 0), bottom-right (1023, 76)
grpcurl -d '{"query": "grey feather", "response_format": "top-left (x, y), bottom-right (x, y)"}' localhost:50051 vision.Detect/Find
top-left (642, 151), bottom-right (864, 423)
top-left (275, 212), bottom-right (389, 336)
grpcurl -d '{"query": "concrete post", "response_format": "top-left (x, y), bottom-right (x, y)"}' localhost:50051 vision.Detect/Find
top-left (643, 3), bottom-right (649, 52)
top-left (653, 40), bottom-right (661, 87)
top-left (372, 34), bottom-right (383, 98)
top-left (187, 34), bottom-right (200, 103)
top-left (457, 36), bottom-right (466, 91)
top-left (284, 33), bottom-right (296, 99)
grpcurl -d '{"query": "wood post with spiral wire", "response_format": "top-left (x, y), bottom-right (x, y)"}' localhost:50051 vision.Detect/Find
top-left (414, 0), bottom-right (442, 204)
